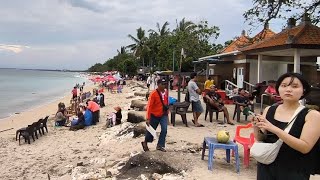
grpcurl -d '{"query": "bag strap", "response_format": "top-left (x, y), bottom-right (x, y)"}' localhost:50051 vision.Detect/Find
top-left (156, 89), bottom-right (165, 106)
top-left (283, 105), bottom-right (305, 133)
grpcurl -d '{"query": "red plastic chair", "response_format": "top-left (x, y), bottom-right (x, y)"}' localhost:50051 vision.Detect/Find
top-left (232, 123), bottom-right (255, 168)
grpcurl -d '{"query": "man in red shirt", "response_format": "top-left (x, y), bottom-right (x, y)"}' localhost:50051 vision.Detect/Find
top-left (141, 78), bottom-right (168, 152)
top-left (86, 99), bottom-right (100, 125)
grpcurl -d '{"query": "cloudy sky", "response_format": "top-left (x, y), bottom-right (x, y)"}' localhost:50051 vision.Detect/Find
top-left (0, 0), bottom-right (284, 70)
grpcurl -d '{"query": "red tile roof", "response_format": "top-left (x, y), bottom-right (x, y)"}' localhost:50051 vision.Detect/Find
top-left (240, 23), bottom-right (320, 52)
top-left (221, 35), bottom-right (250, 53)
top-left (221, 28), bottom-right (276, 53)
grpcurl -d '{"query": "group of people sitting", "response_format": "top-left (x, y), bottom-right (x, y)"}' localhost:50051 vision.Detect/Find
top-left (54, 99), bottom-right (101, 130)
top-left (55, 87), bottom-right (124, 131)
top-left (203, 85), bottom-right (254, 124)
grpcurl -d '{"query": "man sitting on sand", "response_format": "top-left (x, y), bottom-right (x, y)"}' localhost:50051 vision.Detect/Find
top-left (205, 85), bottom-right (234, 125)
top-left (79, 104), bottom-right (93, 126)
top-left (86, 99), bottom-right (100, 125)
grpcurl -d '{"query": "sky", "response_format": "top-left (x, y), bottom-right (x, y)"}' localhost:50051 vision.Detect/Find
top-left (0, 0), bottom-right (285, 70)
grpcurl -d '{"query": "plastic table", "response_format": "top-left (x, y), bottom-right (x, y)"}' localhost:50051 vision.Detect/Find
top-left (201, 137), bottom-right (240, 173)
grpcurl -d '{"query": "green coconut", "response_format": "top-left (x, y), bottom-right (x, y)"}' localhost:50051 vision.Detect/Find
top-left (217, 130), bottom-right (230, 143)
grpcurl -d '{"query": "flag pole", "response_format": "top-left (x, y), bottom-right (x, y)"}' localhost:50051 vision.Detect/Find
top-left (177, 48), bottom-right (185, 102)
top-left (177, 54), bottom-right (182, 102)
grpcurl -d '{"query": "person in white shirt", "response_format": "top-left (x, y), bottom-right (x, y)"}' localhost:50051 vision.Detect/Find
top-left (146, 75), bottom-right (152, 90)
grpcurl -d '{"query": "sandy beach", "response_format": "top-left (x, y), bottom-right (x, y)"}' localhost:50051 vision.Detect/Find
top-left (0, 81), bottom-right (319, 180)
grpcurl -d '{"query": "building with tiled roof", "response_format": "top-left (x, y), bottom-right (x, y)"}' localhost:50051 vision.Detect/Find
top-left (197, 13), bottom-right (320, 90)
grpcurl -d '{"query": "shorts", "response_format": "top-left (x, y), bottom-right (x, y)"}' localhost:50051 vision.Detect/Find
top-left (192, 100), bottom-right (203, 113)
top-left (210, 104), bottom-right (224, 110)
top-left (147, 84), bottom-right (150, 88)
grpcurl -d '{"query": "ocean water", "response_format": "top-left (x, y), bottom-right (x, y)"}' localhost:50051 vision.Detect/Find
top-left (0, 69), bottom-right (88, 119)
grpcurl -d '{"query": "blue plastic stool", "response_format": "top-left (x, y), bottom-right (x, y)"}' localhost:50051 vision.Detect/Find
top-left (201, 137), bottom-right (240, 173)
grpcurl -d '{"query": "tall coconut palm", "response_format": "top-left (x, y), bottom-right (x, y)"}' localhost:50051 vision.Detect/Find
top-left (117, 46), bottom-right (127, 55)
top-left (127, 27), bottom-right (150, 67)
top-left (148, 21), bottom-right (170, 37)
top-left (148, 21), bottom-right (170, 69)
top-left (174, 18), bottom-right (195, 33)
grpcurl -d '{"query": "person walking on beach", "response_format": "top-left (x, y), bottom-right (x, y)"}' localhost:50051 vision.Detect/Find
top-left (146, 75), bottom-right (152, 91)
top-left (252, 73), bottom-right (320, 180)
top-left (141, 78), bottom-right (169, 152)
top-left (86, 99), bottom-right (100, 125)
top-left (188, 72), bottom-right (204, 127)
top-left (71, 86), bottom-right (77, 100)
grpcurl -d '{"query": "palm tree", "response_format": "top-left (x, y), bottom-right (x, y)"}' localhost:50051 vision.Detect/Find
top-left (148, 21), bottom-right (170, 37)
top-left (174, 18), bottom-right (195, 33)
top-left (148, 21), bottom-right (170, 69)
top-left (117, 46), bottom-right (127, 55)
top-left (127, 27), bottom-right (150, 67)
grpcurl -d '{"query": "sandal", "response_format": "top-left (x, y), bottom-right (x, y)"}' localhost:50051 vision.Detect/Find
top-left (195, 124), bottom-right (204, 127)
top-left (156, 146), bottom-right (167, 152)
top-left (141, 141), bottom-right (149, 152)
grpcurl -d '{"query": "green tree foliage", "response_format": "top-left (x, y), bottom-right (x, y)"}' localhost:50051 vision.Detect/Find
top-left (244, 0), bottom-right (320, 29)
top-left (127, 27), bottom-right (150, 67)
top-left (88, 18), bottom-right (227, 73)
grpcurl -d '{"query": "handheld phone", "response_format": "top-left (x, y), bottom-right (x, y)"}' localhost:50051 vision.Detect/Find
top-left (248, 111), bottom-right (256, 117)
top-left (248, 111), bottom-right (259, 125)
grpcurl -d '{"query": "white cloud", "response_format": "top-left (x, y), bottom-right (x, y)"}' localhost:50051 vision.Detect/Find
top-left (0, 0), bottom-right (284, 70)
top-left (0, 44), bottom-right (29, 53)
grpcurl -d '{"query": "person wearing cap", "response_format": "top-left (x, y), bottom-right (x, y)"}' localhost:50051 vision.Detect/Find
top-left (141, 78), bottom-right (168, 152)
top-left (86, 99), bottom-right (100, 125)
top-left (205, 85), bottom-right (235, 125)
top-left (188, 72), bottom-right (204, 127)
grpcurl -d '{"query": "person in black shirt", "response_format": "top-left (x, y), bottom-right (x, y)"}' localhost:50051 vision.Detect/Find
top-left (233, 88), bottom-right (253, 116)
top-left (252, 73), bottom-right (320, 180)
top-left (205, 85), bottom-right (234, 125)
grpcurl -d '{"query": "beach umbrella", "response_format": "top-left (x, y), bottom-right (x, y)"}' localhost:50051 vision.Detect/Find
top-left (106, 75), bottom-right (116, 81)
top-left (113, 75), bottom-right (122, 80)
